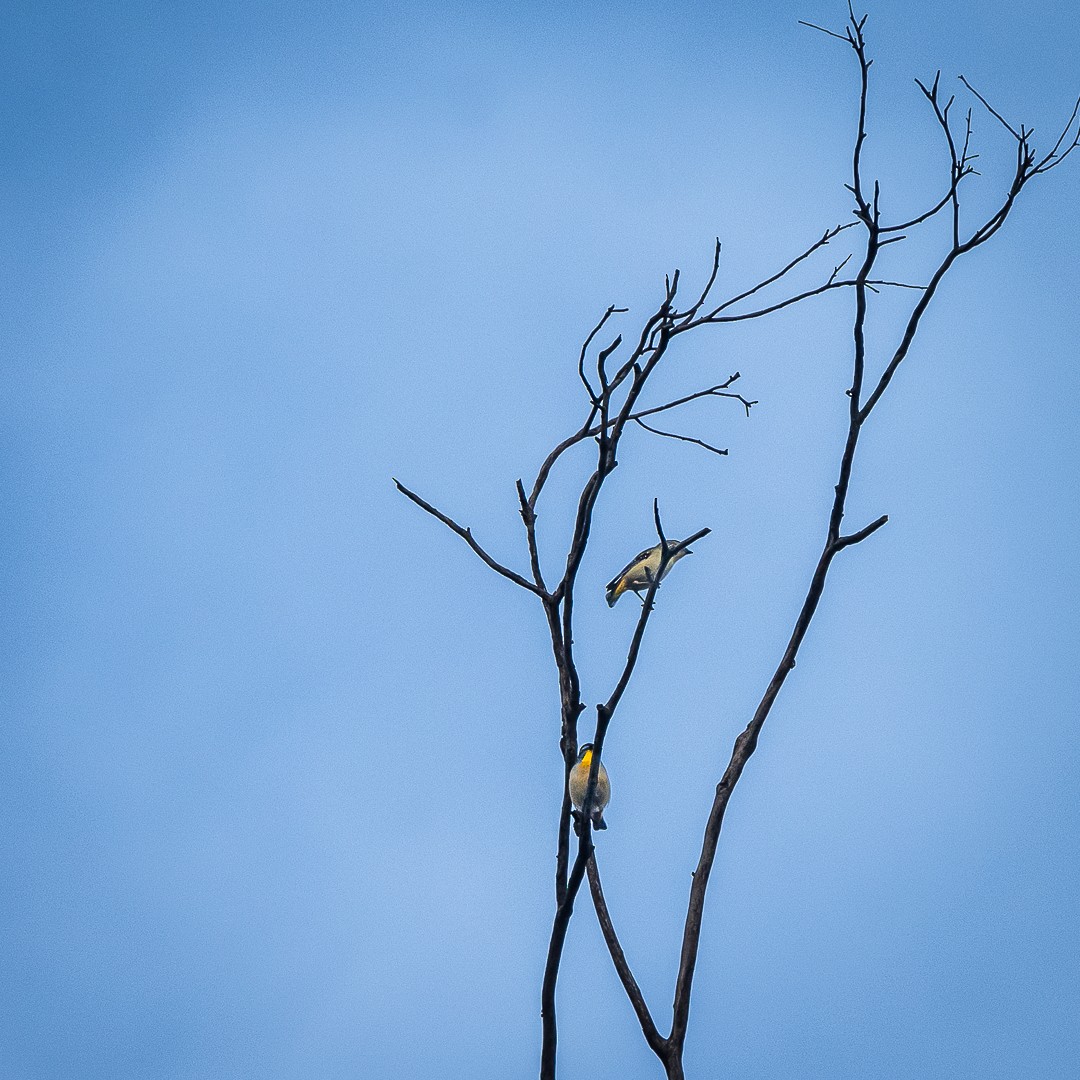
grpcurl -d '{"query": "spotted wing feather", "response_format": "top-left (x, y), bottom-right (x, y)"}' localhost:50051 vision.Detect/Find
top-left (605, 547), bottom-right (656, 593)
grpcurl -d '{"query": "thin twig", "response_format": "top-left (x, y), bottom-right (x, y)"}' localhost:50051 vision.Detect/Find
top-left (690, 221), bottom-right (860, 324)
top-left (578, 306), bottom-right (626, 403)
top-left (1033, 95), bottom-right (1080, 174)
top-left (959, 74), bottom-right (1020, 139)
top-left (516, 479), bottom-right (547, 592)
top-left (393, 479), bottom-right (547, 597)
top-left (676, 238), bottom-right (723, 325)
top-left (633, 417), bottom-right (729, 457)
top-left (530, 377), bottom-right (754, 504)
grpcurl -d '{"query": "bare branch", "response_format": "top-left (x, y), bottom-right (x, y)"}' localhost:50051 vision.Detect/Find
top-left (586, 854), bottom-right (666, 1055)
top-left (959, 74), bottom-right (1020, 139)
top-left (859, 76), bottom-right (1080, 422)
top-left (630, 374), bottom-right (755, 420)
top-left (848, 11), bottom-right (873, 216)
top-left (545, 533), bottom-right (674, 1078)
top-left (653, 497), bottom-right (668, 552)
top-left (528, 375), bottom-right (753, 511)
top-left (578, 305), bottom-right (626, 404)
top-left (675, 238), bottom-right (723, 325)
top-left (798, 19), bottom-right (851, 43)
top-left (666, 25), bottom-right (1079, 1069)
top-left (528, 416), bottom-right (595, 509)
top-left (880, 168), bottom-right (969, 234)
top-left (393, 479), bottom-right (547, 597)
top-left (833, 513), bottom-right (889, 550)
top-left (1032, 95), bottom-right (1080, 175)
top-left (546, 508), bottom-right (711, 1078)
top-left (516, 479), bottom-right (548, 592)
top-left (687, 221), bottom-right (859, 325)
top-left (402, 16), bottom-right (1078, 1079)
top-left (869, 278), bottom-right (926, 289)
top-left (683, 275), bottom-right (925, 330)
top-left (912, 74), bottom-right (973, 246)
top-left (633, 417), bottom-right (730, 458)
top-left (541, 831), bottom-right (593, 1080)
top-left (685, 278), bottom-right (852, 328)
top-left (827, 252), bottom-right (853, 284)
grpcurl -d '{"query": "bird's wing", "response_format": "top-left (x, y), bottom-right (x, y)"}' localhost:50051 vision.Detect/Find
top-left (605, 547), bottom-right (656, 591)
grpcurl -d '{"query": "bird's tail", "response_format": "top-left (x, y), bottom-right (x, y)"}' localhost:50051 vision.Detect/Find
top-left (593, 811), bottom-right (608, 831)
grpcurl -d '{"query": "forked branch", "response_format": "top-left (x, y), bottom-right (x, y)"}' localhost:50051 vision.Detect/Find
top-left (393, 15), bottom-right (1077, 1070)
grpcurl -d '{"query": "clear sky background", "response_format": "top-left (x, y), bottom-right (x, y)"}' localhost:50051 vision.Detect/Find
top-left (3, 2), bottom-right (1079, 1078)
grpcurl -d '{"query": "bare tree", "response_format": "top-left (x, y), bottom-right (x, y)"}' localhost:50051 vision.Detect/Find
top-left (395, 7), bottom-right (1078, 1078)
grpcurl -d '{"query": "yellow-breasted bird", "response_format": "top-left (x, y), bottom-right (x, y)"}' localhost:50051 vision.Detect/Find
top-left (569, 743), bottom-right (610, 830)
top-left (605, 539), bottom-right (694, 607)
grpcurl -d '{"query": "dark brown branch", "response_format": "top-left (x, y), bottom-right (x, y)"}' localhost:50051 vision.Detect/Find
top-left (664, 14), bottom-right (1076, 1068)
top-left (672, 8), bottom-right (884, 1054)
top-left (531, 222), bottom-right (896, 518)
top-left (633, 417), bottom-right (730, 457)
top-left (858, 110), bottom-right (1046, 424)
top-left (393, 479), bottom-right (548, 597)
top-left (555, 467), bottom-right (600, 710)
top-left (586, 853), bottom-right (666, 1055)
top-left (546, 597), bottom-right (577, 909)
top-left (610, 277), bottom-right (678, 391)
top-left (913, 74), bottom-right (979, 249)
top-left (681, 275), bottom-right (921, 331)
top-left (670, 537), bottom-right (845, 1050)
top-left (833, 513), bottom-right (889, 550)
top-left (881, 72), bottom-right (979, 234)
top-left (848, 10), bottom-right (873, 216)
top-left (1032, 95), bottom-right (1080, 174)
top-left (958, 74), bottom-right (1020, 139)
top-left (543, 507), bottom-right (704, 1080)
top-left (528, 416), bottom-right (595, 509)
top-left (686, 278), bottom-right (853, 327)
top-left (798, 19), bottom-right (851, 43)
top-left (397, 11), bottom-right (1077, 1078)
top-left (957, 76), bottom-right (1080, 182)
top-left (529, 378), bottom-right (754, 507)
top-left (688, 221), bottom-right (859, 325)
top-left (827, 252), bottom-right (853, 284)
top-left (858, 251), bottom-right (959, 421)
top-left (516, 479), bottom-right (548, 593)
top-left (547, 280), bottom-right (688, 947)
top-left (543, 641), bottom-right (640, 1079)
top-left (549, 293), bottom-right (677, 931)
top-left (578, 305), bottom-right (626, 404)
top-left (675, 238), bottom-right (723, 326)
top-left (629, 375), bottom-right (755, 420)
top-left (540, 830), bottom-right (593, 1080)
top-left (880, 185), bottom-right (955, 233)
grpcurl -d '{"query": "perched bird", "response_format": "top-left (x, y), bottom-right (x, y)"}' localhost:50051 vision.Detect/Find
top-left (605, 539), bottom-right (693, 607)
top-left (569, 743), bottom-right (610, 830)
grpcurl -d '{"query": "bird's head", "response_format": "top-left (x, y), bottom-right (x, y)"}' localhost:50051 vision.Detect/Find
top-left (577, 743), bottom-right (594, 763)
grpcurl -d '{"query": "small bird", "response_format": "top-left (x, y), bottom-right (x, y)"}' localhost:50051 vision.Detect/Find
top-left (569, 743), bottom-right (610, 830)
top-left (605, 539), bottom-right (694, 607)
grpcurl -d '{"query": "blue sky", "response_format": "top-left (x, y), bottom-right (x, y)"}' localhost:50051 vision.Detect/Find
top-left (2, 2), bottom-right (1079, 1078)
